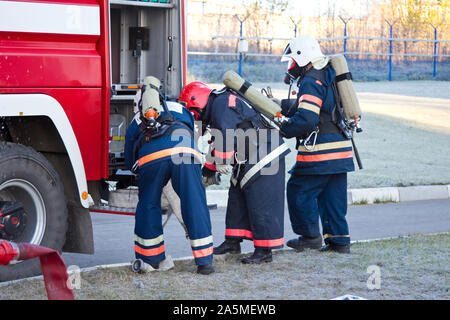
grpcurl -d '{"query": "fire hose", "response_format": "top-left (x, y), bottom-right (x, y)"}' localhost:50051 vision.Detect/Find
top-left (0, 240), bottom-right (74, 300)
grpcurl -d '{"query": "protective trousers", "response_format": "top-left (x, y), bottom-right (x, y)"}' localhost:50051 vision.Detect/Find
top-left (134, 160), bottom-right (213, 266)
top-left (224, 159), bottom-right (285, 249)
top-left (287, 173), bottom-right (350, 245)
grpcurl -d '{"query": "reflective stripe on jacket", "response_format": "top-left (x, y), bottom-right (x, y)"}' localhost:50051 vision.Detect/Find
top-left (206, 92), bottom-right (290, 188)
top-left (138, 147), bottom-right (201, 167)
top-left (125, 101), bottom-right (200, 170)
top-left (281, 67), bottom-right (354, 175)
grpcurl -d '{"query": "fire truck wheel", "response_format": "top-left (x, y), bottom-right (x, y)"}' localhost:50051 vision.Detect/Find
top-left (0, 142), bottom-right (68, 282)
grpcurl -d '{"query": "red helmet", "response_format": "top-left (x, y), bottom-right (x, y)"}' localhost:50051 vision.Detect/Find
top-left (178, 82), bottom-right (213, 120)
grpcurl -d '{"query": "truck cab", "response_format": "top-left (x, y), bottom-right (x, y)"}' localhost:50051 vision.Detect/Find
top-left (0, 0), bottom-right (187, 281)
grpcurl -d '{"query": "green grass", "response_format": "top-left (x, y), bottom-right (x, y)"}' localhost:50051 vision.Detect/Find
top-left (2, 233), bottom-right (449, 300)
top-left (373, 198), bottom-right (396, 204)
top-left (205, 81), bottom-right (450, 190)
top-left (353, 199), bottom-right (369, 205)
top-left (353, 198), bottom-right (396, 205)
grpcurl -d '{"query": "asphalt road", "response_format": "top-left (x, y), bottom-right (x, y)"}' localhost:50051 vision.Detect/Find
top-left (62, 199), bottom-right (450, 269)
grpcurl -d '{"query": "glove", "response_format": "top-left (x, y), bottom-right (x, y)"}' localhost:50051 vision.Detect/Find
top-left (202, 165), bottom-right (219, 187)
top-left (203, 176), bottom-right (218, 188)
top-left (201, 166), bottom-right (220, 187)
top-left (216, 164), bottom-right (231, 175)
top-left (202, 165), bottom-right (216, 178)
top-left (203, 173), bottom-right (221, 187)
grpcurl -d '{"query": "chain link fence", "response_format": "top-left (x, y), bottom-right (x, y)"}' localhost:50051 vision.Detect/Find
top-left (187, 36), bottom-right (450, 83)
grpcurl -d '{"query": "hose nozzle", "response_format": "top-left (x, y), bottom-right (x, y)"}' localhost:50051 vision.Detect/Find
top-left (0, 240), bottom-right (19, 265)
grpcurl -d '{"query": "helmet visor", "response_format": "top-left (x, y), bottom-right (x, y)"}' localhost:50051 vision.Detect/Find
top-left (281, 43), bottom-right (292, 62)
top-left (287, 58), bottom-right (296, 71)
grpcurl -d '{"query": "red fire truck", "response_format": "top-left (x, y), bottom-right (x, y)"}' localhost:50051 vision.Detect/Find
top-left (0, 0), bottom-right (187, 281)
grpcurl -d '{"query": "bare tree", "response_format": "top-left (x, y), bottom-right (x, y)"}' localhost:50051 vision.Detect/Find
top-left (239, 0), bottom-right (289, 53)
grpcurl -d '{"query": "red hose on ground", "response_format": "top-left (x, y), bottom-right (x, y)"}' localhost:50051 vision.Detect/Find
top-left (0, 241), bottom-right (74, 300)
top-left (0, 241), bottom-right (17, 265)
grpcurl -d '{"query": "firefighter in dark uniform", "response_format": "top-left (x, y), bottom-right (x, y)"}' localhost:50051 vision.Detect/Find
top-left (178, 82), bottom-right (290, 264)
top-left (279, 36), bottom-right (354, 253)
top-left (124, 98), bottom-right (215, 275)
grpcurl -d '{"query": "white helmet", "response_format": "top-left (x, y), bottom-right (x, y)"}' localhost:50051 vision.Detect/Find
top-left (281, 36), bottom-right (325, 67)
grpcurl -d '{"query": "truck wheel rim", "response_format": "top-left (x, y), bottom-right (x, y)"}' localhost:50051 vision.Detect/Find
top-left (0, 179), bottom-right (46, 245)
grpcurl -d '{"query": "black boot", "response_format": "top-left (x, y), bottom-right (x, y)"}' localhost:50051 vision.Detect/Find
top-left (197, 264), bottom-right (215, 275)
top-left (241, 248), bottom-right (272, 264)
top-left (319, 243), bottom-right (350, 254)
top-left (214, 239), bottom-right (241, 255)
top-left (286, 235), bottom-right (323, 251)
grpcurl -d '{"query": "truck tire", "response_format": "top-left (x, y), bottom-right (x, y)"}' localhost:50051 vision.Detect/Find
top-left (0, 142), bottom-right (68, 282)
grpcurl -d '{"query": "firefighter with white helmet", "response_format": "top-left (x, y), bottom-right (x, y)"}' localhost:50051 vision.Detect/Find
top-left (279, 36), bottom-right (354, 254)
top-left (179, 82), bottom-right (290, 264)
top-left (281, 35), bottom-right (329, 71)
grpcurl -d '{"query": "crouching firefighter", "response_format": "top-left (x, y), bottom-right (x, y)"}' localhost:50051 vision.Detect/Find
top-left (279, 36), bottom-right (359, 254)
top-left (124, 77), bottom-right (214, 275)
top-left (178, 82), bottom-right (290, 264)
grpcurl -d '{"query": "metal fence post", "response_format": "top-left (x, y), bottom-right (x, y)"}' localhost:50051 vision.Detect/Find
top-left (339, 16), bottom-right (351, 56)
top-left (234, 14), bottom-right (250, 77)
top-left (385, 19), bottom-right (397, 81)
top-left (290, 17), bottom-right (300, 38)
top-left (430, 24), bottom-right (438, 78)
top-left (344, 24), bottom-right (347, 54)
top-left (239, 20), bottom-right (243, 76)
top-left (388, 23), bottom-right (393, 81)
top-left (429, 14), bottom-right (445, 79)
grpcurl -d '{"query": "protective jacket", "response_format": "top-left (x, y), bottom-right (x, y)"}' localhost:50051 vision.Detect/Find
top-left (202, 91), bottom-right (289, 249)
top-left (124, 101), bottom-right (213, 266)
top-left (125, 101), bottom-right (199, 170)
top-left (204, 91), bottom-right (290, 189)
top-left (282, 66), bottom-right (353, 246)
top-left (281, 66), bottom-right (355, 175)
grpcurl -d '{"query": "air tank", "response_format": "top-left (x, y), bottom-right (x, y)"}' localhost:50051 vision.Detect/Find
top-left (222, 70), bottom-right (282, 118)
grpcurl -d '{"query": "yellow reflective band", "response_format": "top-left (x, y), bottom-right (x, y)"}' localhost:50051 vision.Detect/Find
top-left (110, 136), bottom-right (125, 141)
top-left (135, 234), bottom-right (164, 247)
top-left (190, 235), bottom-right (213, 248)
top-left (298, 140), bottom-right (352, 153)
top-left (324, 234), bottom-right (350, 239)
top-left (299, 102), bottom-right (320, 115)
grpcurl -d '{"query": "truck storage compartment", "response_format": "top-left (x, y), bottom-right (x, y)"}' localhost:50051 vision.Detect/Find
top-left (107, 1), bottom-right (185, 172)
top-left (109, 0), bottom-right (184, 99)
top-left (109, 113), bottom-right (126, 155)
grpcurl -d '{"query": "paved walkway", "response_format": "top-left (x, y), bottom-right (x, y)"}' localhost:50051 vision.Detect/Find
top-left (62, 199), bottom-right (450, 268)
